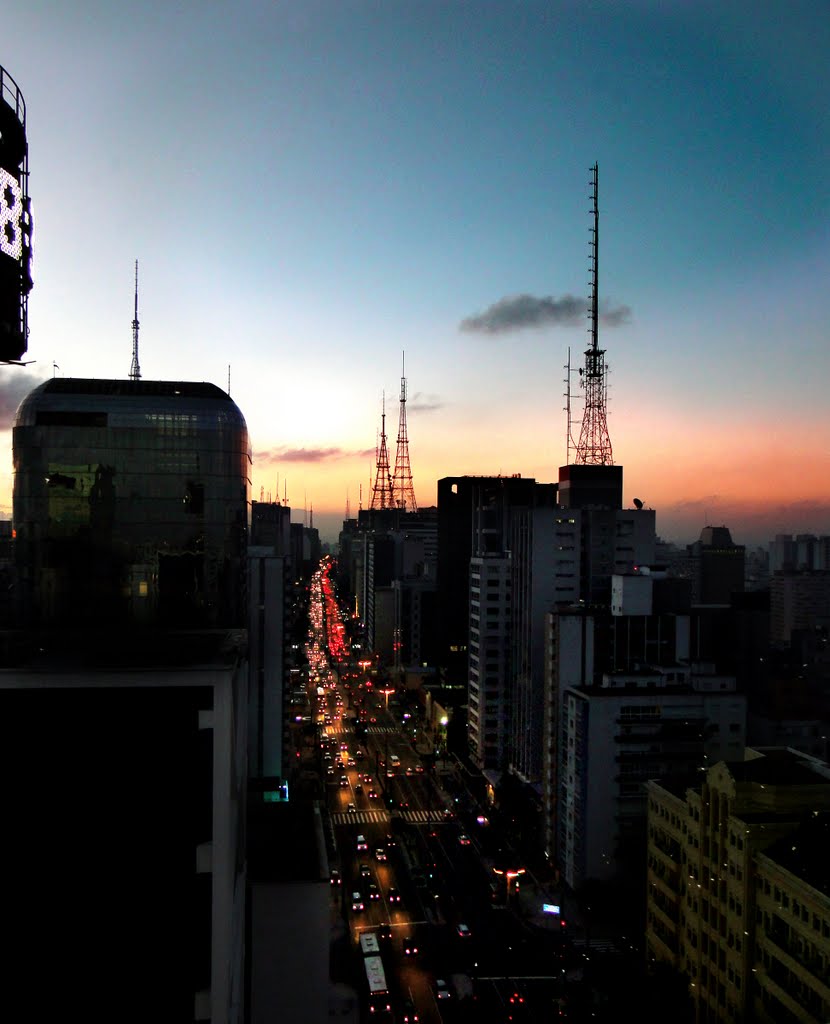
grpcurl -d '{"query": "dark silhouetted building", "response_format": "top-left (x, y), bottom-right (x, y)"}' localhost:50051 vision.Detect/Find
top-left (687, 525), bottom-right (745, 605)
top-left (12, 378), bottom-right (250, 628)
top-left (3, 378), bottom-right (252, 1023)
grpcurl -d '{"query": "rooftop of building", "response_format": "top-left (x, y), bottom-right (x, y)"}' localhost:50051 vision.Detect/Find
top-left (726, 747), bottom-right (830, 787)
top-left (759, 811), bottom-right (830, 896)
top-left (29, 377), bottom-right (235, 400)
top-left (648, 747), bottom-right (830, 800)
top-left (0, 627), bottom-right (246, 673)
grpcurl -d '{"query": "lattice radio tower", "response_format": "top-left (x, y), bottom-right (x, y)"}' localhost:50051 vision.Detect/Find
top-left (369, 392), bottom-right (395, 510)
top-left (392, 352), bottom-right (417, 511)
top-left (573, 163), bottom-right (613, 465)
top-left (129, 259), bottom-right (141, 380)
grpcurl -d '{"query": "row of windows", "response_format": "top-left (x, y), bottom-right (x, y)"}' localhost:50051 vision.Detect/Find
top-left (760, 883), bottom-right (830, 936)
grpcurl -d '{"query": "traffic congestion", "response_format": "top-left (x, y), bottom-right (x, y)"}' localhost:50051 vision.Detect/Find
top-left (305, 557), bottom-right (571, 1023)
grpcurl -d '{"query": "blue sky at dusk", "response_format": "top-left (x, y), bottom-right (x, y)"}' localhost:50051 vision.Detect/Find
top-left (1, 1), bottom-right (827, 544)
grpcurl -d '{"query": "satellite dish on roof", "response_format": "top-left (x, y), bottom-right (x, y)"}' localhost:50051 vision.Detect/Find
top-left (633, 497), bottom-right (643, 510)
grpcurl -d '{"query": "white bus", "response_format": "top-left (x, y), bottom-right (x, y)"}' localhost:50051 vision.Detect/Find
top-left (359, 932), bottom-right (391, 1015)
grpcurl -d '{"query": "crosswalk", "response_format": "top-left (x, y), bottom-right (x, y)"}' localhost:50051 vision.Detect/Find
top-left (331, 808), bottom-right (451, 826)
top-left (332, 809), bottom-right (389, 825)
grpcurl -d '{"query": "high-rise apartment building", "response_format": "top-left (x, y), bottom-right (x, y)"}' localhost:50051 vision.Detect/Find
top-left (646, 748), bottom-right (830, 1024)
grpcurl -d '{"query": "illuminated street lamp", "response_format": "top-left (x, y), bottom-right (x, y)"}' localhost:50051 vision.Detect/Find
top-left (381, 687), bottom-right (395, 709)
top-left (493, 864), bottom-right (526, 905)
top-left (438, 714), bottom-right (449, 761)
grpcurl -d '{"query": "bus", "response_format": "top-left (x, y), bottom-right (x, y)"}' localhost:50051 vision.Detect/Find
top-left (359, 932), bottom-right (391, 1016)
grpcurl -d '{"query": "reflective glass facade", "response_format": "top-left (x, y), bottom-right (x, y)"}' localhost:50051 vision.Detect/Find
top-left (13, 379), bottom-right (250, 627)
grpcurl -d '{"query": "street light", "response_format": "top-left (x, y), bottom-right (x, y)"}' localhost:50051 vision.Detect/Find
top-left (438, 715), bottom-right (449, 763)
top-left (493, 865), bottom-right (526, 906)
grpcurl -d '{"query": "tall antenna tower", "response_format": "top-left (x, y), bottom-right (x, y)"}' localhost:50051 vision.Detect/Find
top-left (574, 163), bottom-right (613, 465)
top-left (129, 259), bottom-right (141, 381)
top-left (369, 392), bottom-right (395, 510)
top-left (392, 351), bottom-right (417, 511)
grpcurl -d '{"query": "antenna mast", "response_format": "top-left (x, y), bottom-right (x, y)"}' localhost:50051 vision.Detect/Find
top-left (369, 392), bottom-right (395, 510)
top-left (564, 346), bottom-right (579, 464)
top-left (392, 351), bottom-right (417, 511)
top-left (574, 163), bottom-right (613, 465)
top-left (129, 259), bottom-right (141, 380)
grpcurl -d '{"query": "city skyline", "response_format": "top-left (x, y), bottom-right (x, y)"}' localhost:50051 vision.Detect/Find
top-left (1, 1), bottom-right (827, 545)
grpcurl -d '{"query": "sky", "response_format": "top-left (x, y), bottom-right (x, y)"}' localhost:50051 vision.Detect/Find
top-left (1, 1), bottom-right (827, 545)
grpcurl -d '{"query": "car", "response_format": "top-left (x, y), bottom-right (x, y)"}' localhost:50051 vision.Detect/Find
top-left (385, 833), bottom-right (397, 848)
top-left (356, 834), bottom-right (368, 851)
top-left (375, 848), bottom-right (387, 862)
top-left (377, 924), bottom-right (392, 941)
top-left (456, 923), bottom-right (471, 938)
top-left (359, 863), bottom-right (371, 877)
top-left (363, 773), bottom-right (372, 783)
top-left (355, 783), bottom-right (363, 793)
top-left (340, 743), bottom-right (348, 752)
top-left (347, 757), bottom-right (356, 767)
top-left (351, 892), bottom-right (364, 912)
top-left (458, 833), bottom-right (471, 846)
top-left (435, 979), bottom-right (451, 1000)
top-left (387, 887), bottom-right (401, 904)
top-left (401, 997), bottom-right (419, 1023)
top-left (368, 883), bottom-right (380, 901)
top-left (402, 936), bottom-right (418, 956)
top-left (347, 802), bottom-right (356, 814)
top-left (339, 775), bottom-right (349, 787)
top-left (368, 789), bottom-right (378, 800)
top-left (330, 869), bottom-right (341, 887)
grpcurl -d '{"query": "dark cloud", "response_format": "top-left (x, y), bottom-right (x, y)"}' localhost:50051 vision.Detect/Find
top-left (409, 392), bottom-right (443, 413)
top-left (601, 303), bottom-right (632, 326)
top-left (254, 446), bottom-right (373, 464)
top-left (0, 370), bottom-right (47, 430)
top-left (459, 293), bottom-right (631, 334)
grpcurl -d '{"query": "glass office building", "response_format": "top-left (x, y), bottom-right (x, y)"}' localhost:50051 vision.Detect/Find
top-left (13, 378), bottom-right (250, 628)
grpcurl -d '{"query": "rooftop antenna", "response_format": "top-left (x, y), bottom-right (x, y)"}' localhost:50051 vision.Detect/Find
top-left (227, 364), bottom-right (231, 396)
top-left (392, 351), bottom-right (417, 511)
top-left (359, 482), bottom-right (363, 511)
top-left (574, 163), bottom-right (613, 466)
top-left (563, 346), bottom-right (579, 464)
top-left (129, 259), bottom-right (141, 380)
top-left (345, 490), bottom-right (351, 520)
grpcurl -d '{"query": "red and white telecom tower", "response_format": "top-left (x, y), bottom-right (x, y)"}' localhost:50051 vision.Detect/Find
top-left (392, 352), bottom-right (417, 511)
top-left (369, 393), bottom-right (395, 510)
